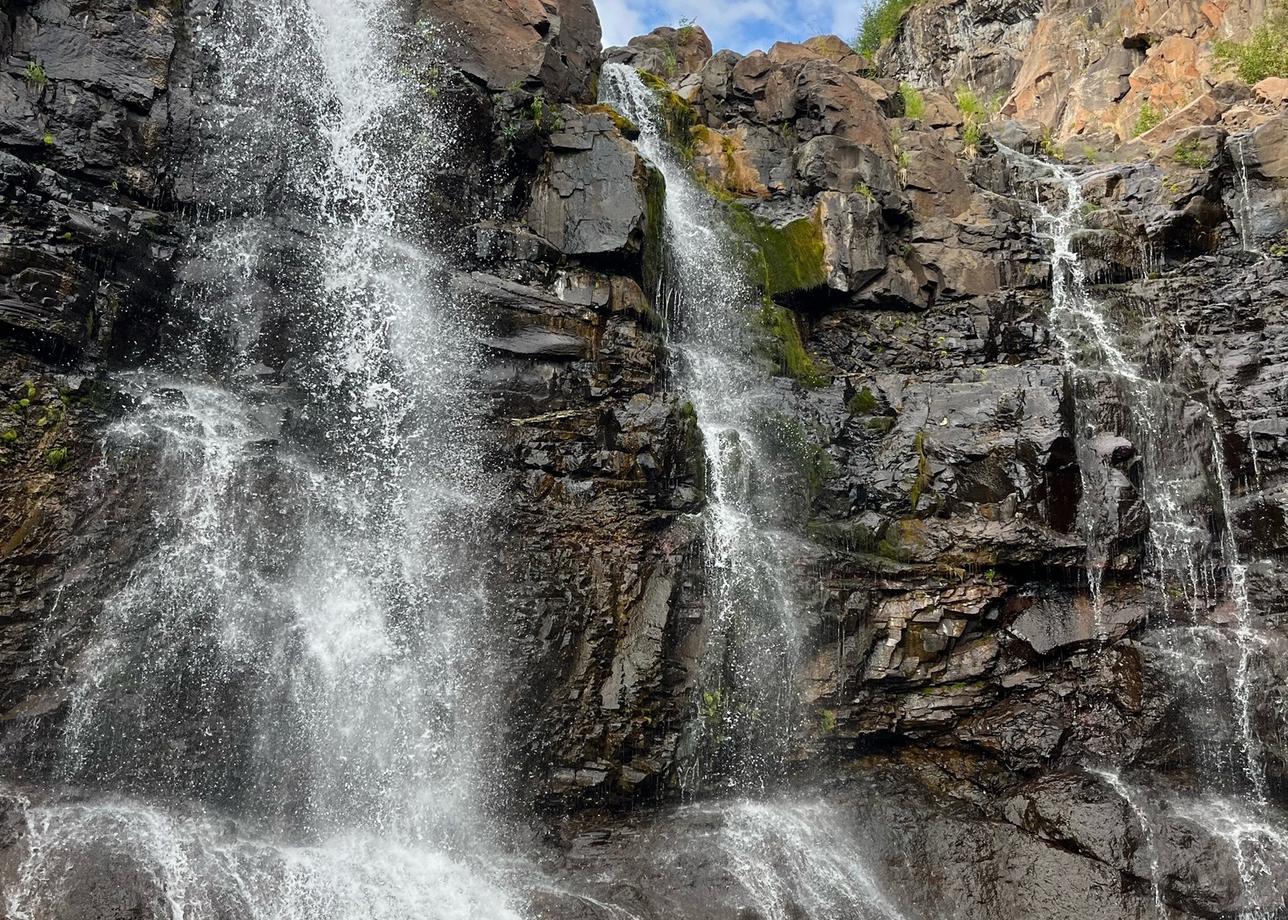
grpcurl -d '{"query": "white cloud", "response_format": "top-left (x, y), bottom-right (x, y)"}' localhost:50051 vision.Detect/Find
top-left (598, 0), bottom-right (649, 46)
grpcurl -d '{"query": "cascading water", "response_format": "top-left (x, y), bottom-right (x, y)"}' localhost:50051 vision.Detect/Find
top-left (714, 800), bottom-right (909, 920)
top-left (599, 64), bottom-right (814, 793)
top-left (1011, 147), bottom-right (1284, 916)
top-left (1232, 134), bottom-right (1258, 254)
top-left (4, 2), bottom-right (518, 917)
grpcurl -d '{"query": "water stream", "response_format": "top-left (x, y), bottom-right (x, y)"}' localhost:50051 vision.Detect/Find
top-left (5, 1), bottom-right (514, 916)
top-left (1011, 146), bottom-right (1276, 913)
top-left (600, 63), bottom-right (812, 793)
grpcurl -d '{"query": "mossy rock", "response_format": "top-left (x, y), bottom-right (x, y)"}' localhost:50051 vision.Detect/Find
top-left (587, 103), bottom-right (640, 140)
top-left (638, 71), bottom-right (698, 159)
top-left (757, 302), bottom-right (826, 387)
top-left (642, 166), bottom-right (668, 298)
top-left (848, 387), bottom-right (878, 415)
top-left (726, 207), bottom-right (828, 297)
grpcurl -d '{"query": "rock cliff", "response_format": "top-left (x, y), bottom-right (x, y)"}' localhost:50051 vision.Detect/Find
top-left (0, 0), bottom-right (1286, 918)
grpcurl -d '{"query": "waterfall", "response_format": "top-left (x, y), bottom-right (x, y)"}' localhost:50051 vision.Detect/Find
top-left (1010, 146), bottom-right (1280, 913)
top-left (1232, 133), bottom-right (1257, 253)
top-left (4, 2), bottom-right (518, 917)
top-left (1093, 768), bottom-right (1165, 916)
top-left (714, 800), bottom-right (909, 920)
top-left (599, 64), bottom-right (812, 793)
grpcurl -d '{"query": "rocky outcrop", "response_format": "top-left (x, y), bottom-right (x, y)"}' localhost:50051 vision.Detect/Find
top-left (884, 0), bottom-right (1279, 145)
top-left (418, 0), bottom-right (602, 101)
top-left (604, 24), bottom-right (714, 78)
top-left (526, 108), bottom-right (657, 255)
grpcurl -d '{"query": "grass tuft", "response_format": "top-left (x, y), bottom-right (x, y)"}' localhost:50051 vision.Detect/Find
top-left (853, 0), bottom-right (916, 58)
top-left (898, 82), bottom-right (925, 120)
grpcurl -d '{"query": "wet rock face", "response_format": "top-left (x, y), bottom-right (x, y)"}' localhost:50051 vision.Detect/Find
top-left (0, 0), bottom-right (192, 360)
top-left (0, 0), bottom-right (1287, 918)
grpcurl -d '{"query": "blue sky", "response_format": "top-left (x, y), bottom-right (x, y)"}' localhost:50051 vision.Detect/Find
top-left (597, 0), bottom-right (860, 54)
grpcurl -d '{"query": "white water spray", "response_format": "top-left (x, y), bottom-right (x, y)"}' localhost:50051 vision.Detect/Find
top-left (600, 64), bottom-right (813, 791)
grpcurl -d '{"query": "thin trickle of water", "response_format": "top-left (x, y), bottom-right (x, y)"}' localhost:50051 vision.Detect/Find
top-left (600, 64), bottom-right (812, 792)
top-left (1014, 147), bottom-right (1231, 619)
top-left (1008, 143), bottom-right (1275, 909)
top-left (1208, 417), bottom-right (1268, 804)
top-left (1092, 769), bottom-right (1165, 918)
top-left (1232, 134), bottom-right (1257, 254)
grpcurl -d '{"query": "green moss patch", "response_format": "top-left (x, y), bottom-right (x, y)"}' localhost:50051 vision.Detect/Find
top-left (588, 103), bottom-right (640, 139)
top-left (758, 301), bottom-right (826, 387)
top-left (723, 208), bottom-right (828, 296)
top-left (848, 387), bottom-right (878, 415)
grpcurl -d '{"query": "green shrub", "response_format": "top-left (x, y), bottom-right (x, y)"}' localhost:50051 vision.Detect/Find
top-left (854, 0), bottom-right (916, 57)
top-left (955, 87), bottom-right (987, 154)
top-left (24, 62), bottom-right (47, 87)
top-left (1173, 137), bottom-right (1211, 169)
top-left (898, 81), bottom-right (925, 120)
top-left (1214, 8), bottom-right (1288, 82)
top-left (46, 447), bottom-right (67, 467)
top-left (1133, 101), bottom-right (1164, 138)
top-left (1039, 126), bottom-right (1064, 161)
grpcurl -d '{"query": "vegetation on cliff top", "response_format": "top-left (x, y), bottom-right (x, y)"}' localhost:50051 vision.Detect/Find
top-left (1215, 5), bottom-right (1288, 83)
top-left (853, 0), bottom-right (916, 57)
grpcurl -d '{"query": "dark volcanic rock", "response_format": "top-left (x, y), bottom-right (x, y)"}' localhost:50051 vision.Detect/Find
top-left (527, 109), bottom-right (657, 256)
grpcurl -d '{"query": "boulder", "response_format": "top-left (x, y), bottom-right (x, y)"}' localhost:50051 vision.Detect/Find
top-left (418, 0), bottom-right (601, 101)
top-left (526, 110), bottom-right (656, 256)
top-left (603, 25), bottom-right (713, 78)
top-left (1254, 76), bottom-right (1288, 107)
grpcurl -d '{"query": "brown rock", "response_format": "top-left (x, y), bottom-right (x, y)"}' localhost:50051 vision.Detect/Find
top-left (768, 36), bottom-right (871, 76)
top-left (417, 0), bottom-right (601, 101)
top-left (691, 125), bottom-right (770, 198)
top-left (1135, 91), bottom-right (1224, 144)
top-left (603, 25), bottom-right (713, 78)
top-left (803, 34), bottom-right (872, 74)
top-left (1255, 76), bottom-right (1288, 107)
top-left (793, 59), bottom-right (895, 157)
top-left (1251, 112), bottom-right (1288, 179)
